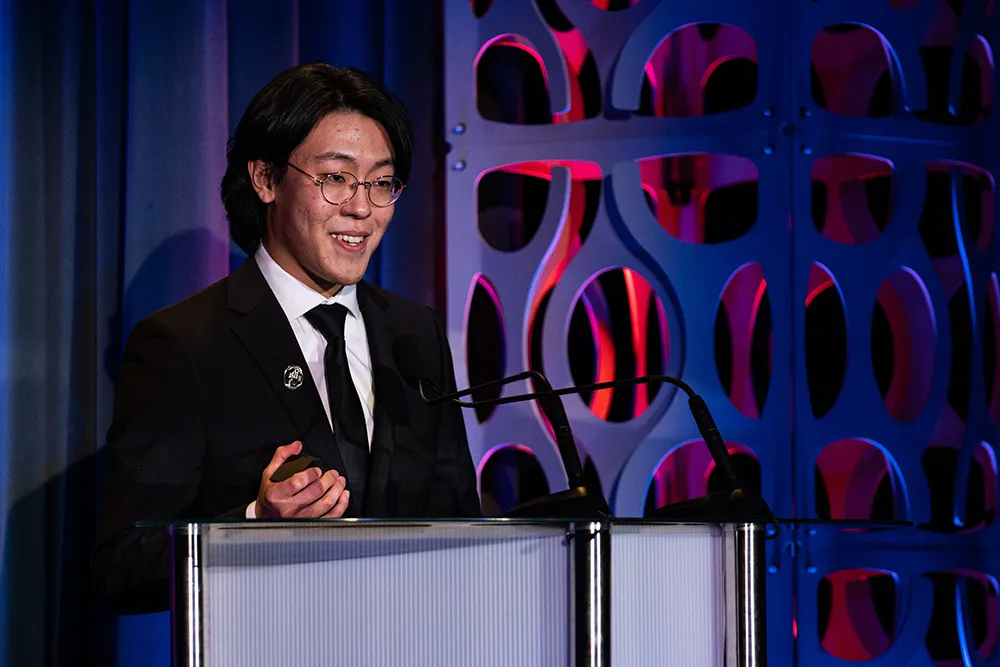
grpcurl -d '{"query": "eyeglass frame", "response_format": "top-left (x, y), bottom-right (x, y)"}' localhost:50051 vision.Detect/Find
top-left (285, 161), bottom-right (405, 208)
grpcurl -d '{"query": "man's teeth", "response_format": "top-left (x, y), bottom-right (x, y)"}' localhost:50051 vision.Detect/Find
top-left (331, 233), bottom-right (363, 245)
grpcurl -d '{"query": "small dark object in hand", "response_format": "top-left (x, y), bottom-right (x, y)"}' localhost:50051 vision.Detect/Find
top-left (269, 454), bottom-right (326, 483)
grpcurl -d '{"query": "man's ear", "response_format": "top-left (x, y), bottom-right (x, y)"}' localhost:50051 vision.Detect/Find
top-left (248, 160), bottom-right (276, 204)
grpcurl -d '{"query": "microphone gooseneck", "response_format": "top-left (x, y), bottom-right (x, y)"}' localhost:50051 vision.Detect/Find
top-left (391, 334), bottom-right (770, 522)
top-left (445, 374), bottom-right (742, 494)
top-left (392, 335), bottom-right (607, 517)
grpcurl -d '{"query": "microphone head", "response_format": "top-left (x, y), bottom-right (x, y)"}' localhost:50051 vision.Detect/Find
top-left (392, 334), bottom-right (427, 389)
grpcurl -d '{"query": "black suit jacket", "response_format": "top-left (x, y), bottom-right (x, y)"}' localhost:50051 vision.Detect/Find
top-left (92, 258), bottom-right (480, 613)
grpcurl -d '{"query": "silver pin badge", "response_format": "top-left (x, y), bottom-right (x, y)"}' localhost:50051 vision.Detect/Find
top-left (283, 365), bottom-right (304, 390)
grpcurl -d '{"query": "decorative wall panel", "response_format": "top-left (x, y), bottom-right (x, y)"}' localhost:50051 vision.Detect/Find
top-left (445, 0), bottom-right (998, 663)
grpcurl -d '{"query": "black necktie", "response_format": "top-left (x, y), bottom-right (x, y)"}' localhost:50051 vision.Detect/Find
top-left (304, 303), bottom-right (369, 514)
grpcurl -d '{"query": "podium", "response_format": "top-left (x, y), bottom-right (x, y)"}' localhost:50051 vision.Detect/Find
top-left (166, 518), bottom-right (766, 666)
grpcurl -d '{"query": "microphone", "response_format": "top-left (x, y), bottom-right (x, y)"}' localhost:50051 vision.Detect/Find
top-left (442, 374), bottom-right (741, 496)
top-left (392, 335), bottom-right (611, 518)
top-left (419, 368), bottom-right (774, 523)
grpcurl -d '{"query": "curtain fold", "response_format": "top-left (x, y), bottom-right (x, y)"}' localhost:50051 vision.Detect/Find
top-left (0, 1), bottom-right (444, 665)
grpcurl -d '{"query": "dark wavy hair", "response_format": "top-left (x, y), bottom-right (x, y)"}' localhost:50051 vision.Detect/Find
top-left (221, 63), bottom-right (413, 254)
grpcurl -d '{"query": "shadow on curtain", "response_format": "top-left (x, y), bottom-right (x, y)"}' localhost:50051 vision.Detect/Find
top-left (0, 1), bottom-right (445, 665)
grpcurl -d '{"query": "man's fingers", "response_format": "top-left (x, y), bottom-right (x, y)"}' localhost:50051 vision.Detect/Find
top-left (289, 469), bottom-right (338, 506)
top-left (322, 489), bottom-right (351, 519)
top-left (268, 467), bottom-right (327, 505)
top-left (261, 440), bottom-right (303, 479)
top-left (299, 475), bottom-right (348, 518)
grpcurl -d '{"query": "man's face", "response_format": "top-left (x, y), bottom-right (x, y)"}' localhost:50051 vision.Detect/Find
top-left (251, 111), bottom-right (397, 297)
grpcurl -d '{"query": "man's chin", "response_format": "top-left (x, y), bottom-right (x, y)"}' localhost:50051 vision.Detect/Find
top-left (319, 269), bottom-right (367, 291)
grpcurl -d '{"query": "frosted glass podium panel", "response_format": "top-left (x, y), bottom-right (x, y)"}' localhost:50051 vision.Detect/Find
top-left (170, 520), bottom-right (572, 667)
top-left (164, 518), bottom-right (766, 667)
top-left (611, 522), bottom-right (764, 667)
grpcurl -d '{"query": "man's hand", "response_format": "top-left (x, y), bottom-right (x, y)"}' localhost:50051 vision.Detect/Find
top-left (256, 441), bottom-right (350, 518)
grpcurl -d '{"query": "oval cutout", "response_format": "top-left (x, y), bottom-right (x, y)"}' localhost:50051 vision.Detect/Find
top-left (872, 268), bottom-right (935, 421)
top-left (476, 35), bottom-right (552, 124)
top-left (637, 23), bottom-right (757, 117)
top-left (644, 440), bottom-right (760, 516)
top-left (715, 263), bottom-right (771, 418)
top-left (924, 572), bottom-right (999, 661)
top-left (478, 164), bottom-right (551, 252)
top-left (916, 43), bottom-right (993, 125)
top-left (805, 263), bottom-right (847, 418)
top-left (920, 163), bottom-right (995, 257)
top-left (568, 268), bottom-right (669, 422)
top-left (811, 25), bottom-right (897, 117)
top-left (815, 438), bottom-right (907, 521)
top-left (464, 274), bottom-right (505, 424)
top-left (922, 442), bottom-right (998, 532)
top-left (812, 155), bottom-right (894, 244)
top-left (818, 569), bottom-right (898, 661)
top-left (479, 444), bottom-right (550, 516)
top-left (638, 154), bottom-right (758, 244)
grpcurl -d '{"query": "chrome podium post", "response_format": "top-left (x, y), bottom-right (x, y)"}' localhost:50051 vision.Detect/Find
top-left (170, 522), bottom-right (204, 667)
top-left (734, 522), bottom-right (766, 666)
top-left (572, 521), bottom-right (610, 667)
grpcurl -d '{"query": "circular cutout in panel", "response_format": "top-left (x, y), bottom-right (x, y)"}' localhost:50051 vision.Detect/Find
top-left (638, 154), bottom-right (758, 244)
top-left (805, 264), bottom-right (847, 418)
top-left (988, 274), bottom-right (1000, 421)
top-left (636, 23), bottom-right (757, 117)
top-left (811, 25), bottom-right (896, 117)
top-left (815, 439), bottom-right (908, 521)
top-left (924, 572), bottom-right (999, 662)
top-left (715, 263), bottom-right (771, 419)
top-left (479, 444), bottom-right (551, 516)
top-left (872, 268), bottom-right (935, 422)
top-left (644, 440), bottom-right (760, 516)
top-left (478, 163), bottom-right (551, 252)
top-left (818, 569), bottom-right (898, 661)
top-left (476, 35), bottom-right (552, 124)
top-left (812, 155), bottom-right (894, 244)
top-left (464, 274), bottom-right (505, 424)
top-left (921, 442), bottom-right (998, 532)
top-left (567, 268), bottom-right (669, 422)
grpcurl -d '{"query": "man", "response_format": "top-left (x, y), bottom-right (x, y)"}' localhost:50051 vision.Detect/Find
top-left (92, 63), bottom-right (481, 614)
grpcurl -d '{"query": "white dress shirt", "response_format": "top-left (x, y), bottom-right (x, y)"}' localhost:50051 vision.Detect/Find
top-left (246, 244), bottom-right (375, 518)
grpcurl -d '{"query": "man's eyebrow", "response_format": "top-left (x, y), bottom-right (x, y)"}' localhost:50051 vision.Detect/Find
top-left (313, 151), bottom-right (357, 165)
top-left (313, 152), bottom-right (395, 173)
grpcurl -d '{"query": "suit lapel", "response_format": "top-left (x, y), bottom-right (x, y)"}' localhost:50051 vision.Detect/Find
top-left (357, 281), bottom-right (400, 517)
top-left (227, 259), bottom-right (348, 480)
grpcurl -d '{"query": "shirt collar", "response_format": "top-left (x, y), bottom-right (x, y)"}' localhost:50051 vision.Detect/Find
top-left (254, 244), bottom-right (361, 322)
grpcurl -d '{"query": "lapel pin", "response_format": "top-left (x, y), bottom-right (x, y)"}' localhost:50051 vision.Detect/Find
top-left (283, 365), bottom-right (304, 390)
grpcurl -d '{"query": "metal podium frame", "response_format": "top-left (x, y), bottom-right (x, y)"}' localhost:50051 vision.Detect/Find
top-left (169, 519), bottom-right (766, 667)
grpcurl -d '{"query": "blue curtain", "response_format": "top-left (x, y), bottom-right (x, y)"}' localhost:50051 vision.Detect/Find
top-left (0, 1), bottom-right (445, 665)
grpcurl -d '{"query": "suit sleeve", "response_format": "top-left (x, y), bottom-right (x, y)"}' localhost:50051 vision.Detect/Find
top-left (424, 309), bottom-right (482, 517)
top-left (91, 317), bottom-right (207, 613)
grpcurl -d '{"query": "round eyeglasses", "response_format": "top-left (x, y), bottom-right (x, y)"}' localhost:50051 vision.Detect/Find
top-left (286, 162), bottom-right (405, 208)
